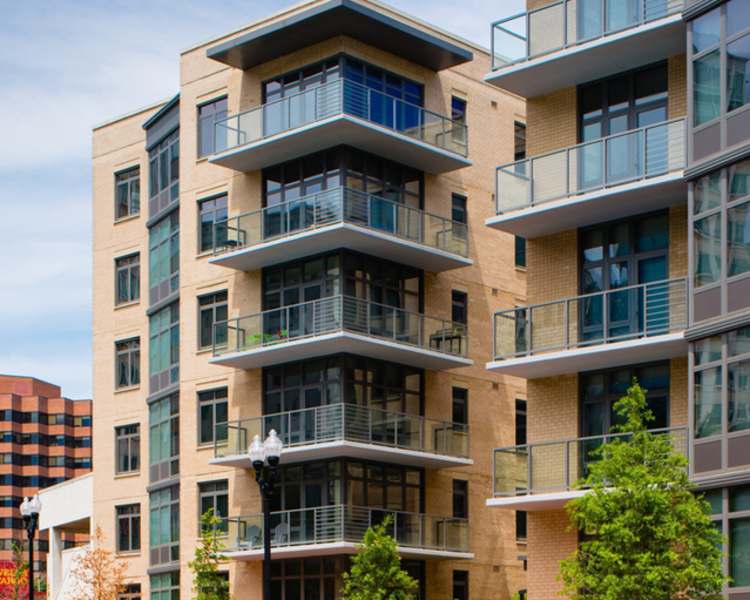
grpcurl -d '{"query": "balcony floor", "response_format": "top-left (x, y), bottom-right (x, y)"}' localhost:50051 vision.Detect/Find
top-left (210, 440), bottom-right (473, 470)
top-left (209, 115), bottom-right (471, 174)
top-left (486, 172), bottom-right (685, 239)
top-left (212, 331), bottom-right (473, 371)
top-left (210, 223), bottom-right (472, 272)
top-left (486, 490), bottom-right (587, 511)
top-left (223, 541), bottom-right (474, 561)
top-left (486, 332), bottom-right (687, 379)
top-left (485, 14), bottom-right (684, 97)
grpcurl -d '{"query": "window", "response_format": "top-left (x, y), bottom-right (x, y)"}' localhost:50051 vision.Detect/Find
top-left (115, 424), bottom-right (140, 474)
top-left (149, 303), bottom-right (179, 393)
top-left (452, 193), bottom-right (467, 224)
top-left (452, 387), bottom-right (468, 425)
top-left (198, 388), bottom-right (228, 446)
top-left (695, 212), bottom-right (722, 287)
top-left (116, 504), bottom-right (141, 553)
top-left (452, 290), bottom-right (468, 325)
top-left (452, 479), bottom-right (468, 519)
top-left (119, 584), bottom-right (141, 600)
top-left (198, 291), bottom-right (228, 350)
top-left (197, 97), bottom-right (227, 157)
top-left (514, 121), bottom-right (527, 162)
top-left (198, 194), bottom-right (228, 253)
top-left (149, 394), bottom-right (179, 483)
top-left (452, 570), bottom-right (469, 600)
top-left (148, 131), bottom-right (179, 215)
top-left (115, 339), bottom-right (140, 389)
top-left (115, 168), bottom-right (140, 220)
top-left (115, 254), bottom-right (140, 305)
top-left (515, 399), bottom-right (527, 445)
top-left (198, 480), bottom-right (228, 532)
top-left (149, 212), bottom-right (179, 305)
top-left (149, 487), bottom-right (179, 566)
top-left (516, 509), bottom-right (527, 541)
top-left (271, 558), bottom-right (341, 600)
top-left (451, 96), bottom-right (467, 147)
top-left (514, 236), bottom-right (526, 268)
top-left (150, 571), bottom-right (179, 600)
top-left (694, 50), bottom-right (721, 126)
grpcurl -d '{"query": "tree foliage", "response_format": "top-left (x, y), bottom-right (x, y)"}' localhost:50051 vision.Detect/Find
top-left (341, 515), bottom-right (419, 600)
top-left (559, 380), bottom-right (725, 600)
top-left (69, 526), bottom-right (126, 600)
top-left (188, 509), bottom-right (229, 600)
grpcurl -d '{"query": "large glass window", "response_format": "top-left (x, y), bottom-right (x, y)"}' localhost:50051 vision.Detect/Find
top-left (198, 291), bottom-right (227, 350)
top-left (271, 558), bottom-right (341, 600)
top-left (149, 486), bottom-right (180, 566)
top-left (115, 424), bottom-right (140, 474)
top-left (197, 97), bottom-right (227, 157)
top-left (149, 394), bottom-right (179, 482)
top-left (115, 167), bottom-right (140, 220)
top-left (116, 504), bottom-right (141, 553)
top-left (150, 572), bottom-right (179, 600)
top-left (148, 131), bottom-right (179, 213)
top-left (149, 303), bottom-right (179, 393)
top-left (198, 388), bottom-right (228, 446)
top-left (115, 339), bottom-right (140, 389)
top-left (149, 213), bottom-right (179, 304)
top-left (198, 480), bottom-right (228, 532)
top-left (115, 253), bottom-right (140, 305)
top-left (198, 194), bottom-right (227, 253)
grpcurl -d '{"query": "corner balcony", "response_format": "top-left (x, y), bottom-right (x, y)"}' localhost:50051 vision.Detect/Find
top-left (211, 403), bottom-right (471, 470)
top-left (209, 187), bottom-right (470, 272)
top-left (211, 295), bottom-right (471, 371)
top-left (223, 505), bottom-right (472, 560)
top-left (210, 79), bottom-right (469, 174)
top-left (487, 118), bottom-right (686, 238)
top-left (487, 0), bottom-right (684, 96)
top-left (487, 427), bottom-right (687, 510)
top-left (487, 278), bottom-right (688, 378)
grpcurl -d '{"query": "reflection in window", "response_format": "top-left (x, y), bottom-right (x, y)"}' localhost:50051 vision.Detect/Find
top-left (692, 7), bottom-right (720, 54)
top-left (728, 0), bottom-right (750, 38)
top-left (729, 202), bottom-right (750, 276)
top-left (694, 172), bottom-right (721, 215)
top-left (694, 213), bottom-right (722, 287)
top-left (729, 34), bottom-right (750, 113)
top-left (731, 518), bottom-right (750, 587)
top-left (694, 50), bottom-right (721, 126)
top-left (695, 366), bottom-right (723, 438)
top-left (729, 360), bottom-right (750, 432)
top-left (730, 326), bottom-right (750, 356)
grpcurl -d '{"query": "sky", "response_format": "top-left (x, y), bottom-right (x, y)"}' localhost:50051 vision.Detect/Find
top-left (0, 0), bottom-right (524, 400)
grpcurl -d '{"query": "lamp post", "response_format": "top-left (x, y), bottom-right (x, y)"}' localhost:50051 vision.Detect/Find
top-left (249, 429), bottom-right (283, 600)
top-left (20, 494), bottom-right (41, 600)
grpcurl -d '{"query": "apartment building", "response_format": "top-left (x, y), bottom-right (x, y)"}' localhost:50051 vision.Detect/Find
top-left (0, 375), bottom-right (92, 575)
top-left (484, 0), bottom-right (750, 598)
top-left (91, 1), bottom-right (527, 598)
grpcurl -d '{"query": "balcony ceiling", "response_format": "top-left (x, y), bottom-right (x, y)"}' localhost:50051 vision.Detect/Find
top-left (207, 0), bottom-right (472, 71)
top-left (485, 15), bottom-right (685, 97)
top-left (486, 490), bottom-right (587, 511)
top-left (224, 542), bottom-right (474, 561)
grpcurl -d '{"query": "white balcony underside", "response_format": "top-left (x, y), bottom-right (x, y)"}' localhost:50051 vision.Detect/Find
top-left (209, 223), bottom-right (472, 272)
top-left (486, 172), bottom-right (685, 238)
top-left (211, 331), bottom-right (473, 371)
top-left (223, 541), bottom-right (473, 561)
top-left (209, 115), bottom-right (471, 174)
top-left (485, 15), bottom-right (684, 97)
top-left (486, 490), bottom-right (587, 511)
top-left (486, 332), bottom-right (687, 379)
top-left (210, 440), bottom-right (473, 470)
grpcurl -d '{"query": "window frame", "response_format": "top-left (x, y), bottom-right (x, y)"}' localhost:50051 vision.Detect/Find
top-left (197, 193), bottom-right (228, 254)
top-left (198, 290), bottom-right (228, 351)
top-left (197, 96), bottom-right (228, 158)
top-left (115, 253), bottom-right (140, 306)
top-left (115, 338), bottom-right (140, 390)
top-left (115, 424), bottom-right (140, 475)
top-left (451, 290), bottom-right (468, 325)
top-left (197, 479), bottom-right (229, 533)
top-left (198, 388), bottom-right (228, 446)
top-left (451, 193), bottom-right (467, 225)
top-left (452, 479), bottom-right (468, 519)
top-left (114, 166), bottom-right (141, 221)
top-left (116, 503), bottom-right (141, 554)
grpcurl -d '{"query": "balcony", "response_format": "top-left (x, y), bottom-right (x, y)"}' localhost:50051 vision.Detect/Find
top-left (211, 403), bottom-right (471, 470)
top-left (223, 505), bottom-right (472, 560)
top-left (211, 295), bottom-right (471, 371)
top-left (486, 118), bottom-right (686, 238)
top-left (210, 79), bottom-right (470, 174)
top-left (487, 0), bottom-right (684, 97)
top-left (487, 278), bottom-right (688, 378)
top-left (487, 427), bottom-right (687, 510)
top-left (209, 187), bottom-right (471, 272)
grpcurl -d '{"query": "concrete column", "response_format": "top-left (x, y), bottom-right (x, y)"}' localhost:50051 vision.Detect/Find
top-left (47, 527), bottom-right (63, 600)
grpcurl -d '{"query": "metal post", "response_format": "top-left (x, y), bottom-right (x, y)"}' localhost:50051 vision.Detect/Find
top-left (564, 440), bottom-right (570, 490)
top-left (602, 289), bottom-right (609, 343)
top-left (529, 157), bottom-right (534, 207)
top-left (28, 526), bottom-right (34, 600)
top-left (262, 495), bottom-right (271, 600)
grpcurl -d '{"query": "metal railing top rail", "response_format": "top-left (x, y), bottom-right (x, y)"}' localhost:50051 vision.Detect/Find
top-left (212, 77), bottom-right (468, 156)
top-left (490, 0), bottom-right (684, 70)
top-left (211, 186), bottom-right (468, 257)
top-left (494, 117), bottom-right (686, 214)
top-left (229, 503), bottom-right (469, 523)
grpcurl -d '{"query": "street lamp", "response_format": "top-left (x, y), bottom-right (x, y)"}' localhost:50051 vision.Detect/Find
top-left (20, 494), bottom-right (41, 600)
top-left (250, 429), bottom-right (283, 600)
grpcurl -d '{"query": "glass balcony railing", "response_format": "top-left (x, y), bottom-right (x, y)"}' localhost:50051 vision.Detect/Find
top-left (495, 118), bottom-right (686, 215)
top-left (224, 505), bottom-right (469, 554)
top-left (212, 187), bottom-right (468, 258)
top-left (490, 0), bottom-right (683, 70)
top-left (492, 427), bottom-right (688, 497)
top-left (214, 295), bottom-right (467, 358)
top-left (214, 403), bottom-right (469, 460)
top-left (213, 78), bottom-right (468, 157)
top-left (493, 277), bottom-right (687, 360)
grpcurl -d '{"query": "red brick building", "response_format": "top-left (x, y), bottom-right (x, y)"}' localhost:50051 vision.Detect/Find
top-left (0, 376), bottom-right (91, 575)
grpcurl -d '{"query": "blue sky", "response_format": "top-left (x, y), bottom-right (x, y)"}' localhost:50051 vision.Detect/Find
top-left (0, 0), bottom-right (523, 400)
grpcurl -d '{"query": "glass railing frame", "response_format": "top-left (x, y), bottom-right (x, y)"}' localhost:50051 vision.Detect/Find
top-left (212, 78), bottom-right (468, 157)
top-left (213, 402), bottom-right (470, 460)
top-left (222, 504), bottom-right (470, 554)
top-left (494, 117), bottom-right (686, 215)
top-left (491, 426), bottom-right (689, 497)
top-left (492, 276), bottom-right (688, 360)
top-left (214, 295), bottom-right (468, 359)
top-left (490, 0), bottom-right (684, 71)
top-left (210, 186), bottom-right (469, 258)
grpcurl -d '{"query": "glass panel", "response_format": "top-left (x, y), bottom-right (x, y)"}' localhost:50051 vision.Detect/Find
top-left (704, 488), bottom-right (723, 514)
top-left (695, 366), bottom-right (723, 438)
top-left (728, 34), bottom-right (750, 113)
top-left (729, 201), bottom-right (750, 276)
top-left (729, 359), bottom-right (750, 432)
top-left (694, 172), bottom-right (721, 215)
top-left (731, 518), bottom-right (750, 587)
top-left (695, 335), bottom-right (722, 365)
top-left (731, 485), bottom-right (750, 512)
top-left (728, 0), bottom-right (750, 38)
top-left (694, 213), bottom-right (722, 287)
top-left (694, 50), bottom-right (721, 126)
top-left (692, 7), bottom-right (720, 54)
top-left (730, 326), bottom-right (750, 357)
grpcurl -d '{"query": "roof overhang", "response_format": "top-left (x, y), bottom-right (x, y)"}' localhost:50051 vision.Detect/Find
top-left (207, 0), bottom-right (473, 71)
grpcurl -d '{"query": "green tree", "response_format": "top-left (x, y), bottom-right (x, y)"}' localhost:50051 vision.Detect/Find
top-left (341, 515), bottom-right (419, 600)
top-left (189, 509), bottom-right (230, 600)
top-left (560, 380), bottom-right (725, 600)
